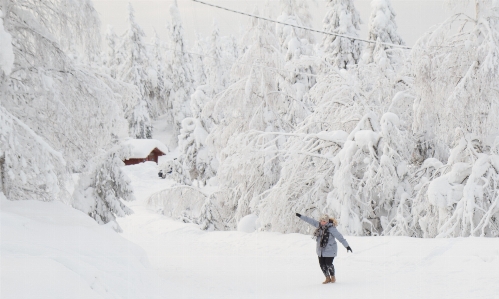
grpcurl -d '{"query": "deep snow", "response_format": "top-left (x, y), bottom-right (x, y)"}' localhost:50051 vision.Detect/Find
top-left (2, 162), bottom-right (499, 299)
top-left (119, 163), bottom-right (499, 299)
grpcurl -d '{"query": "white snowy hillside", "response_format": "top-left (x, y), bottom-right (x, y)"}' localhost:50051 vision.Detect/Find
top-left (0, 193), bottom-right (171, 299)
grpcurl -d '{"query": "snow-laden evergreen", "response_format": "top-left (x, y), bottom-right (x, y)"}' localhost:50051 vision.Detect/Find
top-left (166, 0), bottom-right (195, 142)
top-left (73, 145), bottom-right (136, 231)
top-left (191, 33), bottom-right (208, 87)
top-left (177, 117), bottom-right (217, 186)
top-left (362, 0), bottom-right (405, 66)
top-left (149, 30), bottom-right (168, 117)
top-left (321, 0), bottom-right (363, 69)
top-left (205, 21), bottom-right (229, 94)
top-left (118, 3), bottom-right (153, 138)
top-left (105, 25), bottom-right (121, 79)
top-left (276, 0), bottom-right (315, 60)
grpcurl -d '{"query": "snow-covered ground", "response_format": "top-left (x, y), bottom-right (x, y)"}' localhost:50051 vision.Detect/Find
top-left (120, 163), bottom-right (499, 299)
top-left (2, 162), bottom-right (499, 299)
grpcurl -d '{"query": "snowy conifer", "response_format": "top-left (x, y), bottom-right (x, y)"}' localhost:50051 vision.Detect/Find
top-left (276, 0), bottom-right (315, 60)
top-left (192, 33), bottom-right (208, 87)
top-left (321, 0), bottom-right (363, 69)
top-left (177, 118), bottom-right (217, 186)
top-left (73, 146), bottom-right (136, 231)
top-left (130, 100), bottom-right (152, 139)
top-left (205, 21), bottom-right (229, 94)
top-left (150, 30), bottom-right (168, 115)
top-left (105, 25), bottom-right (122, 79)
top-left (362, 0), bottom-right (405, 66)
top-left (118, 4), bottom-right (154, 136)
top-left (166, 0), bottom-right (194, 139)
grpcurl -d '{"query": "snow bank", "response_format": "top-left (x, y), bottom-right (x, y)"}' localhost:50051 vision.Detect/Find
top-left (0, 197), bottom-right (169, 299)
top-left (123, 138), bottom-right (169, 158)
top-left (237, 214), bottom-right (259, 233)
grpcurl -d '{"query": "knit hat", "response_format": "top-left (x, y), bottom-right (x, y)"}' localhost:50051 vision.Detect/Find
top-left (319, 214), bottom-right (329, 222)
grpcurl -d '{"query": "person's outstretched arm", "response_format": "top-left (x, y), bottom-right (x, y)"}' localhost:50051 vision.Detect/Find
top-left (295, 213), bottom-right (319, 228)
top-left (330, 226), bottom-right (351, 251)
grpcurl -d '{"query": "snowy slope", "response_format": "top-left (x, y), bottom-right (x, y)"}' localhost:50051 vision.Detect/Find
top-left (2, 162), bottom-right (498, 299)
top-left (118, 163), bottom-right (499, 299)
top-left (0, 193), bottom-right (172, 299)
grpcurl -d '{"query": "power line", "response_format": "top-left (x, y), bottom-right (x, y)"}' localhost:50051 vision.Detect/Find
top-left (191, 0), bottom-right (412, 50)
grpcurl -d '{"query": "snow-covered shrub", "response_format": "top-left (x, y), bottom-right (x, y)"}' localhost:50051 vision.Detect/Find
top-left (409, 131), bottom-right (499, 237)
top-left (158, 159), bottom-right (191, 185)
top-left (147, 186), bottom-right (229, 230)
top-left (73, 146), bottom-right (135, 231)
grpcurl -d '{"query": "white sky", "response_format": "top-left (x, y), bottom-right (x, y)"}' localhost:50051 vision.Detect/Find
top-left (92, 0), bottom-right (474, 47)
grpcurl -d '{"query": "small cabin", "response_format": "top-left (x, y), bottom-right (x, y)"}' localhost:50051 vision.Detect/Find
top-left (123, 139), bottom-right (169, 165)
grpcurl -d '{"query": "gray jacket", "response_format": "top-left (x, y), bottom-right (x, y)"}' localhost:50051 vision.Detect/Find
top-left (299, 215), bottom-right (349, 257)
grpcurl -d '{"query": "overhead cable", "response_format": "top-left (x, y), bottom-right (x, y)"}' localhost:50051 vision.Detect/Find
top-left (191, 0), bottom-right (412, 50)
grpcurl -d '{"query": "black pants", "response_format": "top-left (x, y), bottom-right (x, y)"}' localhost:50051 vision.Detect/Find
top-left (318, 256), bottom-right (335, 277)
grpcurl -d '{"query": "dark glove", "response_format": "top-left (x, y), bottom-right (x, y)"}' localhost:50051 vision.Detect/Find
top-left (296, 213), bottom-right (301, 217)
top-left (347, 246), bottom-right (352, 253)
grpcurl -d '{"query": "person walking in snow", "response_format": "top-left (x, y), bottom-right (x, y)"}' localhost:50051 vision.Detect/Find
top-left (296, 213), bottom-right (352, 284)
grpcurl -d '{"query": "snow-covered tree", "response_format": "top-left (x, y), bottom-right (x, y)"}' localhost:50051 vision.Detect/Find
top-left (177, 118), bottom-right (217, 186)
top-left (1, 0), bottom-right (128, 172)
top-left (202, 9), bottom-right (290, 152)
top-left (321, 0), bottom-right (363, 69)
top-left (130, 100), bottom-right (152, 139)
top-left (276, 0), bottom-right (315, 60)
top-left (407, 130), bottom-right (499, 238)
top-left (362, 0), bottom-right (405, 66)
top-left (0, 107), bottom-right (65, 202)
top-left (192, 33), bottom-right (207, 87)
top-left (166, 0), bottom-right (194, 140)
top-left (118, 3), bottom-right (153, 137)
top-left (205, 21), bottom-right (228, 94)
top-left (412, 1), bottom-right (499, 155)
top-left (150, 30), bottom-right (168, 115)
top-left (73, 145), bottom-right (135, 231)
top-left (105, 25), bottom-right (122, 79)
